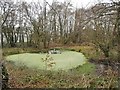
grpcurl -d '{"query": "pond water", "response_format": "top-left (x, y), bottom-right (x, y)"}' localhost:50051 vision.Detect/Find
top-left (6, 51), bottom-right (87, 71)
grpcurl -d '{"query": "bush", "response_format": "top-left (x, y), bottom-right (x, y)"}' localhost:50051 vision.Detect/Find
top-left (109, 50), bottom-right (118, 61)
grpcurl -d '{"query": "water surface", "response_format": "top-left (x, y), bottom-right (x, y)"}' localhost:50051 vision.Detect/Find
top-left (6, 51), bottom-right (87, 71)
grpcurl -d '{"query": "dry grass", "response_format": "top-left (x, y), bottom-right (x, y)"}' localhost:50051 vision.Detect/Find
top-left (5, 61), bottom-right (118, 88)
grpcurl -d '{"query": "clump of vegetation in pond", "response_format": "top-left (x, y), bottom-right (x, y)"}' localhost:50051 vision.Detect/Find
top-left (41, 54), bottom-right (56, 70)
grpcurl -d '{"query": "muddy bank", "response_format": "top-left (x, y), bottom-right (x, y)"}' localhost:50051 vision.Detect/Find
top-left (89, 58), bottom-right (119, 75)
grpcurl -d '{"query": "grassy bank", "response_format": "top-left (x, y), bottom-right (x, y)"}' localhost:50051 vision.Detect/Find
top-left (71, 62), bottom-right (96, 75)
top-left (3, 47), bottom-right (53, 56)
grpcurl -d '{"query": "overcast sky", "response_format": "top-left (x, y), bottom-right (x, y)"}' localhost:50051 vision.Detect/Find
top-left (18, 0), bottom-right (111, 8)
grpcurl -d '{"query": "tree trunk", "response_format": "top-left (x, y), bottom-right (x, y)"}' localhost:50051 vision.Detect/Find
top-left (99, 44), bottom-right (110, 58)
top-left (1, 33), bottom-right (3, 47)
top-left (117, 4), bottom-right (120, 63)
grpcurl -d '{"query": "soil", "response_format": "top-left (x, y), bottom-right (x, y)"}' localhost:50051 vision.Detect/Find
top-left (89, 58), bottom-right (119, 76)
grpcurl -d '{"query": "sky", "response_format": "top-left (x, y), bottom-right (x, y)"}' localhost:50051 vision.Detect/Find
top-left (18, 0), bottom-right (111, 8)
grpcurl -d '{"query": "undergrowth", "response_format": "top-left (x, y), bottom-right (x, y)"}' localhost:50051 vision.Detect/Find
top-left (6, 62), bottom-right (118, 88)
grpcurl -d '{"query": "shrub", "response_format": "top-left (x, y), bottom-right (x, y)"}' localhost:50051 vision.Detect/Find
top-left (41, 54), bottom-right (56, 70)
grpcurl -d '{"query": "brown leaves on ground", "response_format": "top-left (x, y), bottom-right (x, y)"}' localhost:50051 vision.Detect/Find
top-left (5, 61), bottom-right (118, 88)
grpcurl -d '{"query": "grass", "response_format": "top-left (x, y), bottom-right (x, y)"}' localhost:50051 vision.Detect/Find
top-left (71, 62), bottom-right (96, 75)
top-left (6, 61), bottom-right (118, 88)
top-left (3, 47), bottom-right (42, 56)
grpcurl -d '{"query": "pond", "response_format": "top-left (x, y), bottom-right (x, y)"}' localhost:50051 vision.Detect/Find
top-left (6, 51), bottom-right (87, 71)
